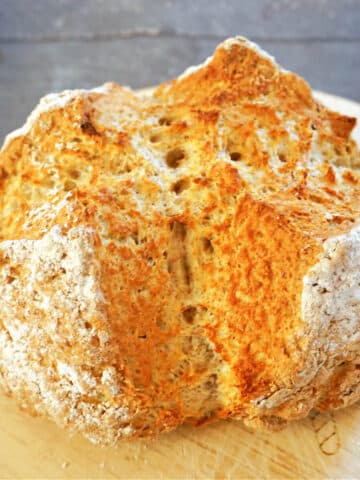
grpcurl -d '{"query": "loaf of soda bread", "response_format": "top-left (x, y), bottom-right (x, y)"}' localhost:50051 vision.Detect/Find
top-left (0, 37), bottom-right (360, 444)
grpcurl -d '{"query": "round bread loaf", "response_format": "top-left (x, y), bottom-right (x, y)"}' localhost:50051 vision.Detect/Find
top-left (0, 37), bottom-right (360, 444)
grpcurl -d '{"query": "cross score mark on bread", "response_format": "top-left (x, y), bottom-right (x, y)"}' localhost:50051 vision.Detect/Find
top-left (0, 37), bottom-right (360, 444)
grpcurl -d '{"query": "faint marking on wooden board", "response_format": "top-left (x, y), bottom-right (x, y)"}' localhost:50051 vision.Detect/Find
top-left (310, 411), bottom-right (340, 456)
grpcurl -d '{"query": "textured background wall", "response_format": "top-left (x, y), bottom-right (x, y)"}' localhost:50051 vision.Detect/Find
top-left (0, 0), bottom-right (359, 140)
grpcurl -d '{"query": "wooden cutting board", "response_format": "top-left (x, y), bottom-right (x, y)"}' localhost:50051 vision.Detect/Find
top-left (1, 91), bottom-right (360, 480)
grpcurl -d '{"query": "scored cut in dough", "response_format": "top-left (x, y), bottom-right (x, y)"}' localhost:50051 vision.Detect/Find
top-left (0, 36), bottom-right (360, 444)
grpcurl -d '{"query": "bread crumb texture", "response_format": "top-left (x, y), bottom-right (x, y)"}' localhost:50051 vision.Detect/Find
top-left (0, 37), bottom-right (359, 444)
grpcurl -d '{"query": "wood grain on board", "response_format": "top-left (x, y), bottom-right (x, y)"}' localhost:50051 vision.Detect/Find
top-left (0, 91), bottom-right (359, 480)
top-left (0, 381), bottom-right (359, 479)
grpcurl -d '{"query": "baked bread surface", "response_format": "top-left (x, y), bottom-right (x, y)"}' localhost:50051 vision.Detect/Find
top-left (1, 37), bottom-right (360, 444)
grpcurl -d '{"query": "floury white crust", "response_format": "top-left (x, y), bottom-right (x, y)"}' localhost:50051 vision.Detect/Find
top-left (0, 36), bottom-right (360, 443)
top-left (252, 225), bottom-right (360, 414)
top-left (1, 85), bottom-right (114, 152)
top-left (0, 227), bottom-right (133, 444)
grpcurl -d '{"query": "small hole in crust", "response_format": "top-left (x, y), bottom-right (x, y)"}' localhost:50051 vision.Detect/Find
top-left (150, 133), bottom-right (162, 143)
top-left (166, 148), bottom-right (185, 168)
top-left (68, 168), bottom-right (81, 179)
top-left (205, 374), bottom-right (217, 389)
top-left (0, 167), bottom-right (9, 180)
top-left (84, 321), bottom-right (92, 330)
top-left (279, 153), bottom-right (287, 163)
top-left (172, 178), bottom-right (189, 194)
top-left (91, 335), bottom-right (100, 347)
top-left (7, 266), bottom-right (20, 282)
top-left (131, 232), bottom-right (139, 245)
top-left (182, 306), bottom-right (197, 324)
top-left (260, 185), bottom-right (275, 194)
top-left (64, 180), bottom-right (76, 191)
top-left (201, 237), bottom-right (214, 254)
top-left (81, 121), bottom-right (98, 135)
top-left (230, 152), bottom-right (242, 161)
top-left (159, 117), bottom-right (172, 126)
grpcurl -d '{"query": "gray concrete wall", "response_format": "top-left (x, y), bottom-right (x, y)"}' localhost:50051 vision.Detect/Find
top-left (1, 0), bottom-right (359, 140)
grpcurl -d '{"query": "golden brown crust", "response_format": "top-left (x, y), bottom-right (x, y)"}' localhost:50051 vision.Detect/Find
top-left (0, 37), bottom-right (360, 444)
